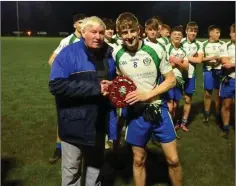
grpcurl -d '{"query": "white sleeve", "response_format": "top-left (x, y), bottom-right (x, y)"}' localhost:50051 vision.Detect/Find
top-left (183, 55), bottom-right (188, 61)
top-left (197, 42), bottom-right (204, 54)
top-left (219, 44), bottom-right (228, 58)
top-left (165, 45), bottom-right (170, 61)
top-left (54, 39), bottom-right (68, 55)
top-left (159, 49), bottom-right (172, 75)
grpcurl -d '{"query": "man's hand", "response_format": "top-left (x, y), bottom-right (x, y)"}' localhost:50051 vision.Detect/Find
top-left (100, 80), bottom-right (112, 96)
top-left (169, 56), bottom-right (183, 64)
top-left (124, 91), bottom-right (150, 105)
top-left (222, 63), bottom-right (234, 69)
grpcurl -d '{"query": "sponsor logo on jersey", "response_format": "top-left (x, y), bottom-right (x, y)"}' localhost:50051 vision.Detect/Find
top-left (174, 53), bottom-right (185, 58)
top-left (143, 57), bottom-right (151, 66)
top-left (120, 61), bottom-right (127, 65)
top-left (130, 58), bottom-right (140, 62)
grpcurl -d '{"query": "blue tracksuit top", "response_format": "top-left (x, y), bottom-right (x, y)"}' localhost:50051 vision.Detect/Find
top-left (49, 38), bottom-right (117, 146)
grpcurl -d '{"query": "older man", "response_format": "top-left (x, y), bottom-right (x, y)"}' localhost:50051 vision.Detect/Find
top-left (48, 13), bottom-right (86, 164)
top-left (49, 16), bottom-right (117, 186)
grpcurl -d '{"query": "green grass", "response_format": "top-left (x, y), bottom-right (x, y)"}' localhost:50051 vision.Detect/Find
top-left (1, 37), bottom-right (235, 186)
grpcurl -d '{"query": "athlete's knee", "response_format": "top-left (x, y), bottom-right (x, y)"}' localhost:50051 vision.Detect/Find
top-left (204, 90), bottom-right (212, 99)
top-left (184, 95), bottom-right (192, 104)
top-left (166, 155), bottom-right (180, 168)
top-left (133, 152), bottom-right (146, 168)
top-left (222, 101), bottom-right (231, 111)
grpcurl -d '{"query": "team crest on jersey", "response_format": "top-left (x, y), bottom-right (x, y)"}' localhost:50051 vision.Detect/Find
top-left (143, 57), bottom-right (151, 66)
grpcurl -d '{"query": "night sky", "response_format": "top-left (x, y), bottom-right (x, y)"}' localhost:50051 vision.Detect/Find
top-left (1, 1), bottom-right (235, 37)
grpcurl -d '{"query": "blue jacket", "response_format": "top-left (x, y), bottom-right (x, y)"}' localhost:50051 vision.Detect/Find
top-left (49, 39), bottom-right (117, 146)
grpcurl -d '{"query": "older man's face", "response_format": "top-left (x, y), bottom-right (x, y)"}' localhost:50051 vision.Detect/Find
top-left (83, 25), bottom-right (105, 48)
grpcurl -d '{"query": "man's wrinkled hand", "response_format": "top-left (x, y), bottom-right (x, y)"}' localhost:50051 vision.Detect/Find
top-left (100, 80), bottom-right (112, 96)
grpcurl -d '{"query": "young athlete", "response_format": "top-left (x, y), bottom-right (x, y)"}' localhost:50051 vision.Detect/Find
top-left (219, 23), bottom-right (235, 138)
top-left (177, 22), bottom-right (203, 131)
top-left (202, 25), bottom-right (225, 123)
top-left (166, 26), bottom-right (189, 127)
top-left (157, 24), bottom-right (171, 45)
top-left (144, 18), bottom-right (159, 44)
top-left (112, 12), bottom-right (182, 186)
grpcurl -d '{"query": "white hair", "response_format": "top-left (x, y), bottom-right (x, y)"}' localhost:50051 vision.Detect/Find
top-left (81, 16), bottom-right (106, 32)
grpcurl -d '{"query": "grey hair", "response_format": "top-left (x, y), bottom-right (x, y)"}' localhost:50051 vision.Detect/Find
top-left (81, 16), bottom-right (106, 32)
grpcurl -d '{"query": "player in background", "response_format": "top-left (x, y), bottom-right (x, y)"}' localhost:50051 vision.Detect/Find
top-left (157, 24), bottom-right (171, 45)
top-left (165, 26), bottom-right (189, 126)
top-left (103, 18), bottom-right (119, 48)
top-left (152, 15), bottom-right (163, 38)
top-left (113, 12), bottom-right (182, 186)
top-left (202, 25), bottom-right (225, 124)
top-left (219, 23), bottom-right (235, 138)
top-left (48, 13), bottom-right (86, 164)
top-left (177, 22), bottom-right (203, 131)
top-left (144, 18), bottom-right (160, 44)
top-left (48, 14), bottom-right (86, 66)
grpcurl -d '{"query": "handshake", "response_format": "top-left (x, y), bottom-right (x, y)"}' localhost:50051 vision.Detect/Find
top-left (100, 80), bottom-right (112, 96)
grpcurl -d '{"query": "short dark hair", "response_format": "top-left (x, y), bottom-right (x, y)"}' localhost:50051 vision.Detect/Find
top-left (171, 26), bottom-right (184, 34)
top-left (161, 24), bottom-right (171, 32)
top-left (152, 16), bottom-right (163, 25)
top-left (208, 25), bottom-right (221, 33)
top-left (145, 19), bottom-right (159, 30)
top-left (102, 18), bottom-right (115, 30)
top-left (186, 21), bottom-right (198, 31)
top-left (73, 14), bottom-right (86, 23)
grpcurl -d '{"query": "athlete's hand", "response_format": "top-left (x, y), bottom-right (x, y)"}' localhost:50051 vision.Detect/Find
top-left (169, 56), bottom-right (183, 64)
top-left (124, 91), bottom-right (150, 105)
top-left (222, 63), bottom-right (234, 69)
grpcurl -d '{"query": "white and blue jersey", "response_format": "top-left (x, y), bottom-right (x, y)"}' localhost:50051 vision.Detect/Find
top-left (110, 41), bottom-right (176, 146)
top-left (219, 40), bottom-right (235, 99)
top-left (202, 40), bottom-right (225, 90)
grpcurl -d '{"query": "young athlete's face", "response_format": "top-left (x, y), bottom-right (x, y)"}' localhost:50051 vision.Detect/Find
top-left (186, 28), bottom-right (198, 41)
top-left (82, 25), bottom-right (105, 49)
top-left (171, 31), bottom-right (183, 44)
top-left (209, 29), bottom-right (221, 41)
top-left (74, 19), bottom-right (84, 33)
top-left (145, 27), bottom-right (158, 40)
top-left (230, 29), bottom-right (235, 42)
top-left (105, 29), bottom-right (114, 40)
top-left (160, 28), bottom-right (170, 37)
top-left (120, 27), bottom-right (140, 50)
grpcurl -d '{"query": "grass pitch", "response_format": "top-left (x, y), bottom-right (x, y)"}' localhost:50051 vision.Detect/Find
top-left (1, 37), bottom-right (235, 186)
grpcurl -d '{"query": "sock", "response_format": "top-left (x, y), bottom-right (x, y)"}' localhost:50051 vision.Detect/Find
top-left (56, 142), bottom-right (61, 149)
top-left (223, 124), bottom-right (230, 132)
top-left (182, 119), bottom-right (188, 125)
top-left (204, 111), bottom-right (210, 117)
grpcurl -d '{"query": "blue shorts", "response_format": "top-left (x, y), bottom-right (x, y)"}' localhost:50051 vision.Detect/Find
top-left (203, 70), bottom-right (222, 90)
top-left (220, 78), bottom-right (235, 99)
top-left (184, 76), bottom-right (196, 95)
top-left (125, 107), bottom-right (176, 147)
top-left (108, 109), bottom-right (119, 140)
top-left (167, 86), bottom-right (182, 101)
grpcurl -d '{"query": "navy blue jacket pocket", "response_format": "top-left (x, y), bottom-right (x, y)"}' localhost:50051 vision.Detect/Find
top-left (59, 108), bottom-right (89, 144)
